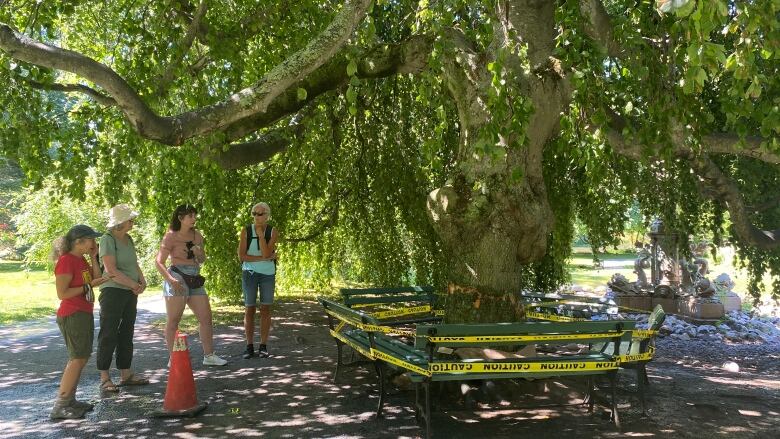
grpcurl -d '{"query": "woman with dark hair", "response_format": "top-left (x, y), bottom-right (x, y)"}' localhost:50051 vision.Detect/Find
top-left (51, 224), bottom-right (110, 419)
top-left (155, 204), bottom-right (227, 366)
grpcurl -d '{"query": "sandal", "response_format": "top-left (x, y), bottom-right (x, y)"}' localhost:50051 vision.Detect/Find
top-left (100, 379), bottom-right (119, 392)
top-left (119, 373), bottom-right (150, 386)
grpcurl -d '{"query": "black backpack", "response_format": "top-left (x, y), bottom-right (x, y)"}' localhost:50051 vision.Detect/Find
top-left (245, 225), bottom-right (276, 266)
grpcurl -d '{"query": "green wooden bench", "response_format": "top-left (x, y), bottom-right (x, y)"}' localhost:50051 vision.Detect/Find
top-left (591, 304), bottom-right (666, 414)
top-left (521, 292), bottom-right (620, 320)
top-left (340, 286), bottom-right (442, 327)
top-left (321, 297), bottom-right (640, 438)
top-left (321, 297), bottom-right (427, 417)
top-left (397, 319), bottom-right (637, 437)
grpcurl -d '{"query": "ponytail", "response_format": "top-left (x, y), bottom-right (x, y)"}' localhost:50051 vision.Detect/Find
top-left (50, 236), bottom-right (72, 262)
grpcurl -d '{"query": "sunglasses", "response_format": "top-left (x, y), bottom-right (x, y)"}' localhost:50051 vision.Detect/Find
top-left (252, 212), bottom-right (267, 217)
top-left (186, 241), bottom-right (195, 259)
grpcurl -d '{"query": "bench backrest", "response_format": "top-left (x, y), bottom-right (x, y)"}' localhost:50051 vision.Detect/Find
top-left (414, 320), bottom-right (636, 350)
top-left (340, 286), bottom-right (436, 307)
top-left (319, 297), bottom-right (381, 327)
top-left (594, 305), bottom-right (665, 356)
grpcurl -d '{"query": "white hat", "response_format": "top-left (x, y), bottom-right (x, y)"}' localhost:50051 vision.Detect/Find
top-left (107, 204), bottom-right (139, 228)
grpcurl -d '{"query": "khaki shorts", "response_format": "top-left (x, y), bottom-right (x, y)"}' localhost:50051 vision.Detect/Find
top-left (57, 311), bottom-right (95, 360)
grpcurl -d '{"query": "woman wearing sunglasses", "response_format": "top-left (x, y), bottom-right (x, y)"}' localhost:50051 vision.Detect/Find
top-left (155, 204), bottom-right (227, 367)
top-left (238, 202), bottom-right (278, 359)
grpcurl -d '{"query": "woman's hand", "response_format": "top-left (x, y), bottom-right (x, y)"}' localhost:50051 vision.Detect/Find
top-left (170, 278), bottom-right (186, 294)
top-left (89, 242), bottom-right (99, 260)
top-left (92, 273), bottom-right (114, 287)
top-left (192, 244), bottom-right (206, 263)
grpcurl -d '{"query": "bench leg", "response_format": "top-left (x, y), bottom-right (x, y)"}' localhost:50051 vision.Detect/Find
top-left (610, 371), bottom-right (621, 430)
top-left (374, 360), bottom-right (386, 418)
top-left (637, 365), bottom-right (647, 415)
top-left (414, 382), bottom-right (432, 439)
top-left (333, 340), bottom-right (343, 383)
top-left (584, 377), bottom-right (595, 413)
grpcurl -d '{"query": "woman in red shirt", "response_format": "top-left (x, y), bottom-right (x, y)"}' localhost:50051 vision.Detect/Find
top-left (50, 225), bottom-right (111, 420)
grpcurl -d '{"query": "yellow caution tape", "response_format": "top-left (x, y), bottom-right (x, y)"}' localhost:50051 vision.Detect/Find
top-left (428, 331), bottom-right (627, 343)
top-left (632, 329), bottom-right (657, 339)
top-left (428, 360), bottom-right (620, 373)
top-left (614, 347), bottom-right (655, 363)
top-left (525, 300), bottom-right (616, 309)
top-left (525, 311), bottom-right (588, 322)
top-left (330, 329), bottom-right (374, 359)
top-left (434, 309), bottom-right (445, 316)
top-left (362, 324), bottom-right (416, 337)
top-left (327, 306), bottom-right (657, 343)
top-left (370, 305), bottom-right (432, 319)
top-left (325, 308), bottom-right (416, 337)
top-left (524, 299), bottom-right (656, 315)
top-left (370, 348), bottom-right (432, 377)
top-left (324, 308), bottom-right (363, 327)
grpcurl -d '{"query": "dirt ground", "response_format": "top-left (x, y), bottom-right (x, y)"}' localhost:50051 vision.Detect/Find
top-left (0, 299), bottom-right (779, 438)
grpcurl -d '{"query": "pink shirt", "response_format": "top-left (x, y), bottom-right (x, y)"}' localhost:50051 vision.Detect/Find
top-left (161, 229), bottom-right (204, 266)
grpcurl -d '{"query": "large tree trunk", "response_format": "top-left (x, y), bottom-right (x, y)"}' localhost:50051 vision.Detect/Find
top-left (426, 1), bottom-right (570, 323)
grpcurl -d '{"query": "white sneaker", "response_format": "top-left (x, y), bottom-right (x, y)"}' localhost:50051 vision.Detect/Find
top-left (203, 353), bottom-right (228, 366)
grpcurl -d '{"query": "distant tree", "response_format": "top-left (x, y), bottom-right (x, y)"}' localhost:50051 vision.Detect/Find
top-left (0, 157), bottom-right (22, 251)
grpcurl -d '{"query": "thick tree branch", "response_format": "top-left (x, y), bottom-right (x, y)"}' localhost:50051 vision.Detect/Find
top-left (208, 128), bottom-right (294, 170)
top-left (0, 0), bottom-right (372, 145)
top-left (579, 0), bottom-right (624, 57)
top-left (703, 133), bottom-right (780, 165)
top-left (21, 78), bottom-right (117, 107)
top-left (604, 118), bottom-right (780, 250)
top-left (218, 34), bottom-right (434, 146)
top-left (0, 23), bottom-right (174, 140)
top-left (155, 0), bottom-right (208, 98)
top-left (679, 149), bottom-right (780, 250)
top-left (603, 110), bottom-right (780, 165)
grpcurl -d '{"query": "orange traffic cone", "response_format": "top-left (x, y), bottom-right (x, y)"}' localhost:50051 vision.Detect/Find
top-left (153, 332), bottom-right (207, 417)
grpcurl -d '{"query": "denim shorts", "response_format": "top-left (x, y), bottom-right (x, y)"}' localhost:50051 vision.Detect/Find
top-left (242, 270), bottom-right (275, 306)
top-left (163, 265), bottom-right (207, 297)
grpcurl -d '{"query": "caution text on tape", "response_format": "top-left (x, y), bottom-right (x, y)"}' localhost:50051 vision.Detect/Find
top-left (428, 331), bottom-right (626, 343)
top-left (428, 360), bottom-right (620, 373)
top-left (370, 305), bottom-right (432, 319)
top-left (370, 348), bottom-right (431, 376)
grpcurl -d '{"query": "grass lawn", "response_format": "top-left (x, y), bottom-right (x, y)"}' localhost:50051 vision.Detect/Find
top-left (0, 260), bottom-right (58, 324)
top-left (567, 247), bottom-right (767, 300)
top-left (1, 247), bottom-right (772, 327)
top-left (0, 259), bottom-right (164, 325)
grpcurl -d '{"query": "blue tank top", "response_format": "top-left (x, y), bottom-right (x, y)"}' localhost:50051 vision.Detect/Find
top-left (242, 225), bottom-right (276, 275)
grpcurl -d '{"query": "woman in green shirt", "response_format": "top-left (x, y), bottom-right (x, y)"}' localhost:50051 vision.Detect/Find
top-left (96, 204), bottom-right (149, 391)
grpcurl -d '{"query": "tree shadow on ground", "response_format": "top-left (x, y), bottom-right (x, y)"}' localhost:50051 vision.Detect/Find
top-left (0, 301), bottom-right (778, 438)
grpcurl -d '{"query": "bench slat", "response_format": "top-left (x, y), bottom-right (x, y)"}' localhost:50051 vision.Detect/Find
top-left (344, 294), bottom-right (436, 306)
top-left (341, 286), bottom-right (434, 296)
top-left (414, 321), bottom-right (636, 348)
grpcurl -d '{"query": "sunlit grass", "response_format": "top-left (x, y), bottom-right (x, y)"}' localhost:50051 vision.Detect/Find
top-left (0, 259), bottom-right (164, 325)
top-left (0, 260), bottom-right (57, 324)
top-left (567, 248), bottom-right (770, 300)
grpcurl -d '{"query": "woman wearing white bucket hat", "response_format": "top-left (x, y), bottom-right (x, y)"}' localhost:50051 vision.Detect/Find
top-left (95, 204), bottom-right (149, 391)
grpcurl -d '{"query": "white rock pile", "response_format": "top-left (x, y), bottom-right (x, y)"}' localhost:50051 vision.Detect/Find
top-left (626, 310), bottom-right (780, 344)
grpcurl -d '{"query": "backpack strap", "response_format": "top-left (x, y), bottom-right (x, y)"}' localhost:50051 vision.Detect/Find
top-left (246, 225), bottom-right (259, 251)
top-left (264, 225), bottom-right (273, 244)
